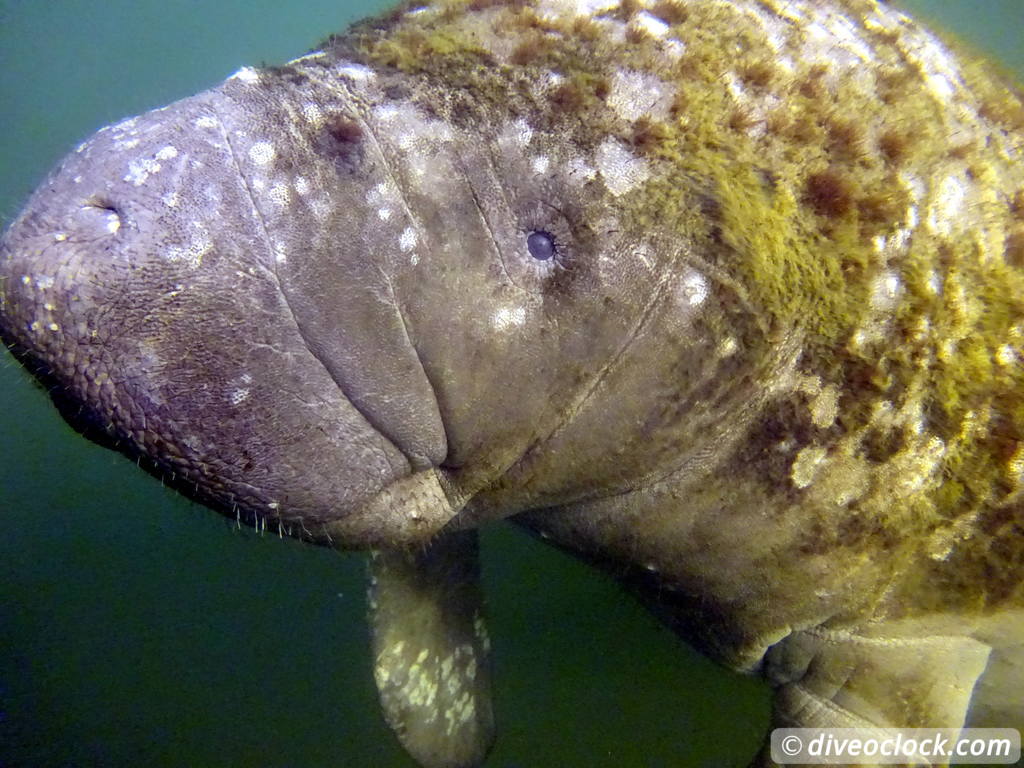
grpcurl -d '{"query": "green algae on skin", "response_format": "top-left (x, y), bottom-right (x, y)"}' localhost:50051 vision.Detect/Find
top-left (323, 0), bottom-right (1024, 618)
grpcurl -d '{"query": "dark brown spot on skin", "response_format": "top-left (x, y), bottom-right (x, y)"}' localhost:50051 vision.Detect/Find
top-left (322, 116), bottom-right (365, 173)
top-left (740, 60), bottom-right (774, 89)
top-left (804, 169), bottom-right (853, 218)
top-left (668, 90), bottom-right (689, 117)
top-left (947, 142), bottom-right (974, 161)
top-left (798, 65), bottom-right (827, 99)
top-left (728, 108), bottom-right (757, 133)
top-left (608, 0), bottom-right (642, 22)
top-left (549, 81), bottom-right (585, 111)
top-left (861, 425), bottom-right (905, 463)
top-left (625, 24), bottom-right (649, 44)
top-left (1005, 227), bottom-right (1024, 268)
top-left (1010, 190), bottom-right (1024, 220)
top-left (875, 66), bottom-right (915, 105)
top-left (510, 33), bottom-right (554, 65)
top-left (570, 17), bottom-right (603, 42)
top-left (649, 0), bottom-right (688, 26)
top-left (629, 116), bottom-right (669, 154)
top-left (826, 118), bottom-right (865, 161)
top-left (878, 130), bottom-right (908, 166)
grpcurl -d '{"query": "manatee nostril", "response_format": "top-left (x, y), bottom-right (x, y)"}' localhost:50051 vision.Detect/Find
top-left (79, 196), bottom-right (123, 235)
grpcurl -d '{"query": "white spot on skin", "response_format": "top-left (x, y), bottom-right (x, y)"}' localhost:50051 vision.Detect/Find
top-left (124, 156), bottom-right (163, 186)
top-left (378, 208), bottom-right (392, 221)
top-left (337, 62), bottom-right (375, 82)
top-left (36, 276), bottom-right (54, 289)
top-left (927, 73), bottom-right (955, 101)
top-left (536, 0), bottom-right (619, 21)
top-left (791, 445), bottom-right (827, 489)
top-left (633, 11), bottom-right (669, 38)
top-left (268, 183), bottom-right (291, 209)
top-left (228, 388), bottom-right (250, 405)
top-left (166, 227), bottom-right (213, 269)
top-left (595, 137), bottom-right (649, 197)
top-left (372, 102), bottom-right (455, 152)
top-left (302, 103), bottom-right (323, 125)
top-left (54, 233), bottom-right (67, 242)
top-left (248, 142), bottom-right (276, 166)
top-left (231, 67), bottom-right (260, 84)
top-left (155, 145), bottom-right (178, 161)
top-left (162, 192), bottom-right (179, 208)
top-left (1007, 442), bottom-right (1024, 486)
top-left (194, 116), bottom-right (218, 130)
top-left (608, 70), bottom-right (675, 123)
top-left (663, 39), bottom-right (686, 60)
top-left (927, 173), bottom-right (968, 235)
top-left (677, 269), bottom-right (708, 307)
top-left (717, 336), bottom-right (739, 358)
top-left (531, 155), bottom-right (550, 174)
top-left (294, 177), bottom-right (311, 196)
top-left (502, 118), bottom-right (533, 148)
top-left (367, 181), bottom-right (402, 209)
top-left (810, 385), bottom-right (840, 428)
top-left (399, 227), bottom-right (417, 252)
top-left (997, 344), bottom-right (1017, 367)
top-left (566, 155), bottom-right (597, 185)
top-left (492, 306), bottom-right (527, 330)
top-left (870, 271), bottom-right (902, 310)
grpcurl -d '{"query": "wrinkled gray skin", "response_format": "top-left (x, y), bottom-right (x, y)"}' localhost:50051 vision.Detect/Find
top-left (2, 3), bottom-right (1022, 768)
top-left (0, 63), bottom-right (742, 765)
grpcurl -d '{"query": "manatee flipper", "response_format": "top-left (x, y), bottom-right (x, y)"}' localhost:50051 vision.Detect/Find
top-left (368, 529), bottom-right (494, 768)
top-left (754, 626), bottom-right (991, 767)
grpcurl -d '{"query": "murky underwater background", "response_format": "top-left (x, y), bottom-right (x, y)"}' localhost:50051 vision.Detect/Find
top-left (0, 1), bottom-right (1021, 766)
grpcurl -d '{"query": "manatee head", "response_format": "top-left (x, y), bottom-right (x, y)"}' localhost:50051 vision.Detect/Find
top-left (0, 47), bottom-right (779, 551)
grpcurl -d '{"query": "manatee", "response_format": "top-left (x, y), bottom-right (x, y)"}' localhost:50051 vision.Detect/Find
top-left (1, 0), bottom-right (1022, 766)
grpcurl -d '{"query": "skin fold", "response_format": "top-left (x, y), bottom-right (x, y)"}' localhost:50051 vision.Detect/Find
top-left (1, 1), bottom-right (1022, 766)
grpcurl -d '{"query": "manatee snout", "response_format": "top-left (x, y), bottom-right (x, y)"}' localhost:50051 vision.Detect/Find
top-left (0, 91), bottom-right (423, 541)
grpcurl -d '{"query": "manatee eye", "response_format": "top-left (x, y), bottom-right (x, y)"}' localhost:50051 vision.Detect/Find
top-left (498, 198), bottom-right (576, 293)
top-left (526, 230), bottom-right (556, 261)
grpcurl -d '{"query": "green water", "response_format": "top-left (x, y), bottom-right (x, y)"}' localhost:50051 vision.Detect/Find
top-left (0, 2), bottom-right (1020, 766)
